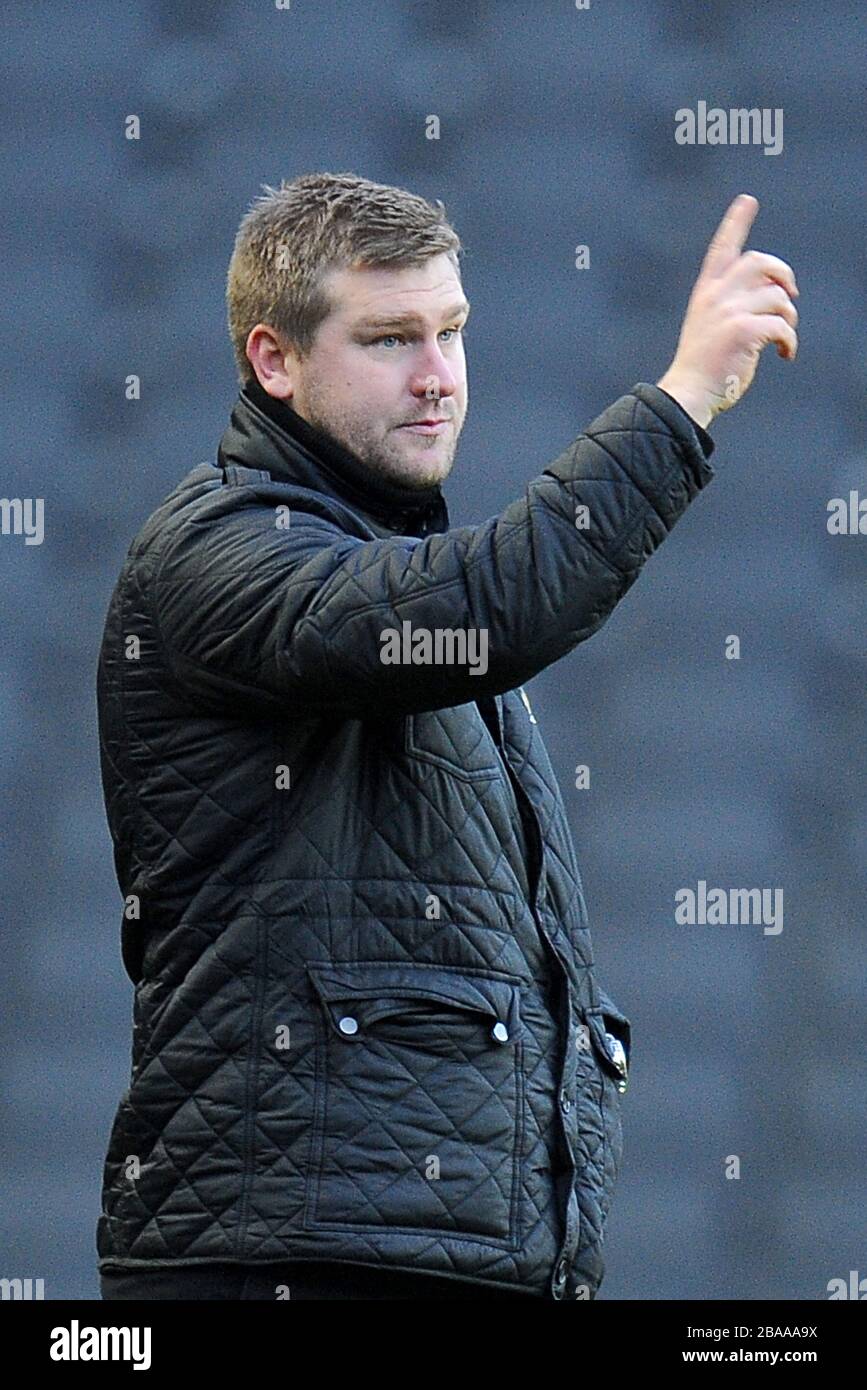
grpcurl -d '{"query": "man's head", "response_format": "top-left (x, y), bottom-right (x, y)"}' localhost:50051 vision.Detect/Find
top-left (226, 172), bottom-right (469, 490)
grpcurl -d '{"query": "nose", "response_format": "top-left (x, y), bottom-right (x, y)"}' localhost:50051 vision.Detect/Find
top-left (409, 339), bottom-right (460, 404)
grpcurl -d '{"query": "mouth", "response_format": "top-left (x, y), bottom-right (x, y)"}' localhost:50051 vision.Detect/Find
top-left (398, 419), bottom-right (450, 435)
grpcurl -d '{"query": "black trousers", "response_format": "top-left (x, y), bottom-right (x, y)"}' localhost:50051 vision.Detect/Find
top-left (100, 1260), bottom-right (540, 1300)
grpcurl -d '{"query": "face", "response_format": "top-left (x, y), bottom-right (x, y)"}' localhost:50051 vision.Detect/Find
top-left (250, 252), bottom-right (469, 489)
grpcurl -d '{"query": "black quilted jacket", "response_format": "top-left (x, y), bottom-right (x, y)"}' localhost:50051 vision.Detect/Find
top-left (95, 377), bottom-right (715, 1299)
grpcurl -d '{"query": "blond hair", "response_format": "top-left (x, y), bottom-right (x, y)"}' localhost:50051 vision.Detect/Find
top-left (226, 171), bottom-right (463, 386)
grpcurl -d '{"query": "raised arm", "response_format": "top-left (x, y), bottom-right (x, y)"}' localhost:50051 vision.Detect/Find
top-left (154, 382), bottom-right (714, 719)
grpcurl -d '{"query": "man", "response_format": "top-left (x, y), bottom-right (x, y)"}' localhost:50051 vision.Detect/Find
top-left (96, 172), bottom-right (797, 1301)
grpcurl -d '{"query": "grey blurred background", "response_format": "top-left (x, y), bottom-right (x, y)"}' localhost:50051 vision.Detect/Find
top-left (1, 0), bottom-right (863, 1300)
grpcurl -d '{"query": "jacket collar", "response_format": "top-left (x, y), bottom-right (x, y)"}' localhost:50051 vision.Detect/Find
top-left (217, 376), bottom-right (451, 538)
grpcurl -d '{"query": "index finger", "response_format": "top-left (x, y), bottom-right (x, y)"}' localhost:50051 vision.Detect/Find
top-left (700, 193), bottom-right (759, 276)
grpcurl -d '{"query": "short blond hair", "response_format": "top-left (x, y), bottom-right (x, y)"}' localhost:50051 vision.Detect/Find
top-left (226, 171), bottom-right (463, 387)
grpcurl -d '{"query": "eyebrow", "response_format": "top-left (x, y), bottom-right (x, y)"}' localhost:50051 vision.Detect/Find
top-left (355, 300), bottom-right (471, 332)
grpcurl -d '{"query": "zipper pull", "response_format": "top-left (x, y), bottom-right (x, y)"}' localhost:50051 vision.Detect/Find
top-left (604, 1031), bottom-right (629, 1093)
top-left (519, 686), bottom-right (538, 724)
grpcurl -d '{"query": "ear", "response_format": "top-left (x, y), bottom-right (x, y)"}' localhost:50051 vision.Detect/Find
top-left (245, 323), bottom-right (296, 401)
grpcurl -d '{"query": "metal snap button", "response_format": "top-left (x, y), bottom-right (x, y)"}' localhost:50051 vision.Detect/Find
top-left (491, 1021), bottom-right (509, 1043)
top-left (338, 1016), bottom-right (358, 1035)
top-left (560, 1090), bottom-right (571, 1114)
top-left (555, 1257), bottom-right (569, 1283)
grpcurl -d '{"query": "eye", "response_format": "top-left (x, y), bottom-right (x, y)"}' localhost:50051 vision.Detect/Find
top-left (368, 326), bottom-right (467, 348)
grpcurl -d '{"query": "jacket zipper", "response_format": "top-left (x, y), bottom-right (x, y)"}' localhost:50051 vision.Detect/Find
top-left (476, 694), bottom-right (583, 1293)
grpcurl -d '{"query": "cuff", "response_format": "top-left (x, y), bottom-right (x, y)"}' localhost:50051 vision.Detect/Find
top-left (654, 386), bottom-right (715, 459)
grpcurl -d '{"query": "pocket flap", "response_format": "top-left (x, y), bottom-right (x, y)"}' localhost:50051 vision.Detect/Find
top-left (306, 961), bottom-right (522, 1045)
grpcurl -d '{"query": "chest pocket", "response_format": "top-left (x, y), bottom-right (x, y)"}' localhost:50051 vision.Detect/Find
top-left (403, 705), bottom-right (502, 782)
top-left (304, 960), bottom-right (525, 1246)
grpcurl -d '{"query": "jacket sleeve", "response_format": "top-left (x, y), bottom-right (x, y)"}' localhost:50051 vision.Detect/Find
top-left (153, 382), bottom-right (715, 719)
